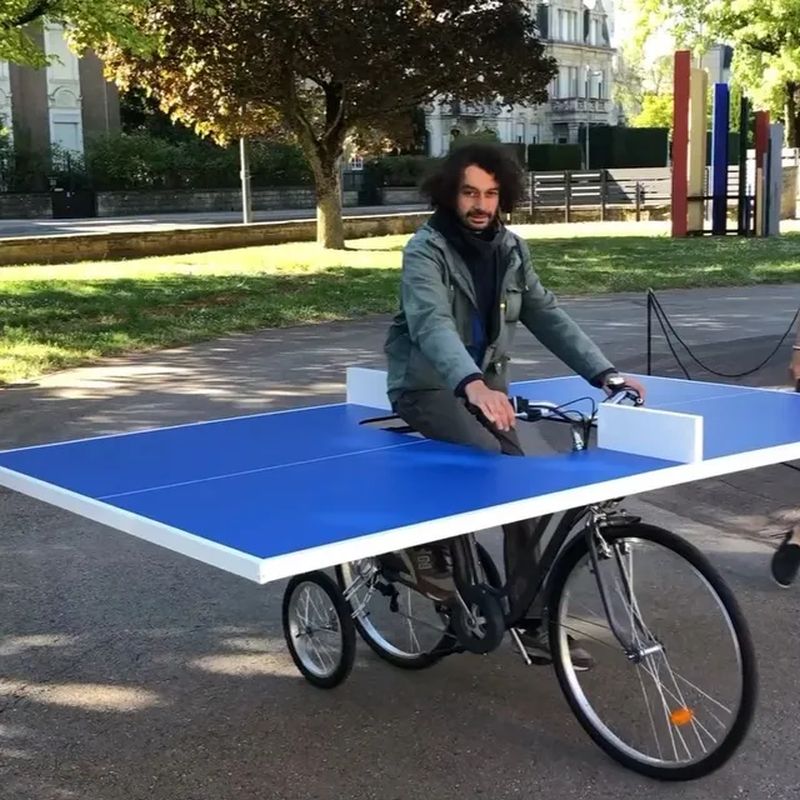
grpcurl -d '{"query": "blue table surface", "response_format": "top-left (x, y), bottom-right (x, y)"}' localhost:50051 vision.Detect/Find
top-left (1, 375), bottom-right (798, 561)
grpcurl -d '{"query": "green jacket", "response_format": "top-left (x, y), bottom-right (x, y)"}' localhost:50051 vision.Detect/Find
top-left (384, 221), bottom-right (615, 401)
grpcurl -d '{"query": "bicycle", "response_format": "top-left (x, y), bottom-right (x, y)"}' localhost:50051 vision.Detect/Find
top-left (280, 387), bottom-right (757, 782)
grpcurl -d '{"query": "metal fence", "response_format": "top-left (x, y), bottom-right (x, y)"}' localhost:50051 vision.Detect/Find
top-left (515, 168), bottom-right (672, 222)
top-left (516, 157), bottom-right (800, 224)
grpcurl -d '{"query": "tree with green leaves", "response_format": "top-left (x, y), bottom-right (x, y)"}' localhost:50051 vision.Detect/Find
top-left (95, 0), bottom-right (556, 249)
top-left (614, 48), bottom-right (673, 128)
top-left (0, 0), bottom-right (149, 66)
top-left (714, 0), bottom-right (800, 146)
top-left (629, 0), bottom-right (800, 146)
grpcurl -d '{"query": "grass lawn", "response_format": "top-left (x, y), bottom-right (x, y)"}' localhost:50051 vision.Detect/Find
top-left (2, 223), bottom-right (800, 384)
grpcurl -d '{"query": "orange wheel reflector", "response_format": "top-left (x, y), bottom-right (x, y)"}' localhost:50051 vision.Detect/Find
top-left (670, 708), bottom-right (695, 726)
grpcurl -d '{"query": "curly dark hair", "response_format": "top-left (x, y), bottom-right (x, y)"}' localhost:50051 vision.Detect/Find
top-left (420, 142), bottom-right (525, 213)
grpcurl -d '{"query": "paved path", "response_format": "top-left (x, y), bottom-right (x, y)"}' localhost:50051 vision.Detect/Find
top-left (1, 284), bottom-right (799, 799)
top-left (0, 204), bottom-right (428, 239)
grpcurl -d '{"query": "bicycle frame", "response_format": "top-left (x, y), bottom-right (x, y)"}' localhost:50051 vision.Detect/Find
top-left (351, 387), bottom-right (650, 656)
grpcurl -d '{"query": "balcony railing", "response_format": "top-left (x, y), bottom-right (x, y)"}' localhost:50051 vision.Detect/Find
top-left (550, 97), bottom-right (609, 115)
top-left (445, 100), bottom-right (502, 118)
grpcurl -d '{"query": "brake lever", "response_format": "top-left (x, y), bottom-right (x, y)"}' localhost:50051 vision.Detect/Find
top-left (603, 388), bottom-right (644, 407)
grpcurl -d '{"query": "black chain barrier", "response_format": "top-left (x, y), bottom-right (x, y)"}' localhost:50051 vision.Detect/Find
top-left (646, 288), bottom-right (800, 381)
top-left (645, 288), bottom-right (800, 470)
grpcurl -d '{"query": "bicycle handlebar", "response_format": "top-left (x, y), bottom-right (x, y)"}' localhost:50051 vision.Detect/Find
top-left (511, 385), bottom-right (643, 425)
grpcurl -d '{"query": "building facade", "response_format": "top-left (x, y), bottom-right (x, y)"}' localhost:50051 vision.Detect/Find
top-left (424, 0), bottom-right (619, 156)
top-left (0, 23), bottom-right (120, 163)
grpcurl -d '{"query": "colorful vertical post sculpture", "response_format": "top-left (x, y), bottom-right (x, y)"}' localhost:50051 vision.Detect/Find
top-left (754, 111), bottom-right (769, 237)
top-left (737, 97), bottom-right (750, 235)
top-left (767, 122), bottom-right (784, 236)
top-left (687, 68), bottom-right (708, 233)
top-left (671, 50), bottom-right (691, 237)
top-left (673, 51), bottom-right (782, 238)
top-left (711, 83), bottom-right (730, 234)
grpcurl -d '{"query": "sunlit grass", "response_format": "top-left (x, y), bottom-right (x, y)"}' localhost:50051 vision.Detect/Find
top-left (2, 227), bottom-right (799, 383)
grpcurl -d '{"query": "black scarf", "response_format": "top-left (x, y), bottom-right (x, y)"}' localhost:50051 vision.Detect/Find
top-left (428, 208), bottom-right (507, 355)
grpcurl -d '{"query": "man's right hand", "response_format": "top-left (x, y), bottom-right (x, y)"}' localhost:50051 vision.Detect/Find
top-left (464, 380), bottom-right (516, 431)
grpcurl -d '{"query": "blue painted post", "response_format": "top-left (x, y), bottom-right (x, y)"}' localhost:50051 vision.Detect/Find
top-left (711, 83), bottom-right (730, 235)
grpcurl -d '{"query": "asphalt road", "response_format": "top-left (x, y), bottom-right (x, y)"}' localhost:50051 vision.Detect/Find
top-left (1, 284), bottom-right (800, 799)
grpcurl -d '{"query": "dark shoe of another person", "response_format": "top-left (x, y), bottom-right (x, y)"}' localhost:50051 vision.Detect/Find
top-left (517, 625), bottom-right (595, 672)
top-left (771, 527), bottom-right (800, 588)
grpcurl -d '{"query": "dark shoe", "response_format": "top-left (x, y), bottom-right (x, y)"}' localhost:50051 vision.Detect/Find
top-left (378, 544), bottom-right (455, 600)
top-left (771, 527), bottom-right (800, 588)
top-left (518, 625), bottom-right (595, 672)
top-left (409, 543), bottom-right (455, 600)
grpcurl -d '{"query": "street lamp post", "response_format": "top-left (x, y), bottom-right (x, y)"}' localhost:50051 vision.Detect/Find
top-left (240, 136), bottom-right (253, 224)
top-left (584, 68), bottom-right (603, 169)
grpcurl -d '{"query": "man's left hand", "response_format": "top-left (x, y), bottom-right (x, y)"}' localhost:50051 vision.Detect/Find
top-left (604, 375), bottom-right (647, 403)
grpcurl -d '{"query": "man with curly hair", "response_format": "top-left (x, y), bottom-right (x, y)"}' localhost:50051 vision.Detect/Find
top-left (383, 142), bottom-right (645, 670)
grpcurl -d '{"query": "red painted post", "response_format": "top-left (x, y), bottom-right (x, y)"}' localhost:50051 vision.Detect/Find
top-left (671, 50), bottom-right (691, 237)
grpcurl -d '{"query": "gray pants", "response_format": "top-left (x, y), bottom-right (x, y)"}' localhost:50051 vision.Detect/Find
top-left (393, 388), bottom-right (543, 624)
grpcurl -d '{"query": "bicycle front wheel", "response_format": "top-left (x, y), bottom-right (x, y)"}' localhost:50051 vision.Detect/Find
top-left (547, 522), bottom-right (757, 781)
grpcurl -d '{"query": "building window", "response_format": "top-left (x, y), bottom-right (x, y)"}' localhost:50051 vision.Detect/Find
top-left (569, 66), bottom-right (579, 96)
top-left (557, 9), bottom-right (564, 40)
top-left (594, 19), bottom-right (603, 46)
top-left (569, 11), bottom-right (578, 42)
top-left (45, 26), bottom-right (80, 81)
top-left (52, 121), bottom-right (81, 152)
top-left (559, 66), bottom-right (569, 97)
top-left (516, 121), bottom-right (525, 143)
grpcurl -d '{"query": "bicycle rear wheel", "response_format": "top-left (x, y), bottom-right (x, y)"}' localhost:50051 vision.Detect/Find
top-left (336, 542), bottom-right (500, 669)
top-left (546, 522), bottom-right (756, 781)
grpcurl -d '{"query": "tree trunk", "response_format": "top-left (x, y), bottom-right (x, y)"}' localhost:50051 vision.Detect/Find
top-left (315, 157), bottom-right (345, 249)
top-left (285, 80), bottom-right (347, 248)
top-left (786, 82), bottom-right (800, 148)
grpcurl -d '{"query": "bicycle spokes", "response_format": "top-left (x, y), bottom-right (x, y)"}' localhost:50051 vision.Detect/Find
top-left (555, 532), bottom-right (748, 772)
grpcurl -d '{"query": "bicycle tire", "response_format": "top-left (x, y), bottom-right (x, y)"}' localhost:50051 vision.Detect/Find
top-left (282, 571), bottom-right (356, 689)
top-left (546, 521), bottom-right (757, 781)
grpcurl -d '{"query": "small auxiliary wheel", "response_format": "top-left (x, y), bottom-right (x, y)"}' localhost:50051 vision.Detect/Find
top-left (282, 571), bottom-right (356, 689)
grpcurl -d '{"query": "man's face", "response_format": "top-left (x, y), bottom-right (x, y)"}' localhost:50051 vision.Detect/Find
top-left (456, 164), bottom-right (500, 231)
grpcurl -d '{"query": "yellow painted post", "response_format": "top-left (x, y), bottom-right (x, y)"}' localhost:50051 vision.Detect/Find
top-left (687, 67), bottom-right (708, 233)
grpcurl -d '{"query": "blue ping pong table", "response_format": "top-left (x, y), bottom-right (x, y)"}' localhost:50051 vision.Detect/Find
top-left (1, 371), bottom-right (799, 587)
top-left (2, 370), bottom-right (798, 781)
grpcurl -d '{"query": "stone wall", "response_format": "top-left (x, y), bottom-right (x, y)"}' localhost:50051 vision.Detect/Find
top-left (381, 187), bottom-right (425, 205)
top-left (0, 193), bottom-right (52, 219)
top-left (95, 188), bottom-right (359, 217)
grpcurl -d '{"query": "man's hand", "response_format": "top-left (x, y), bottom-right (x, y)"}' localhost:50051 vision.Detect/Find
top-left (790, 350), bottom-right (800, 389)
top-left (603, 375), bottom-right (647, 403)
top-left (464, 380), bottom-right (516, 431)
